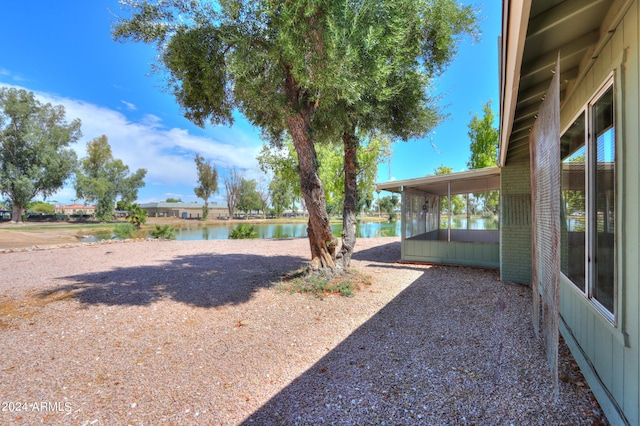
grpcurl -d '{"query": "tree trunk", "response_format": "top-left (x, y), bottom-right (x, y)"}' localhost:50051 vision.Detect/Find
top-left (337, 132), bottom-right (358, 269)
top-left (11, 205), bottom-right (24, 223)
top-left (282, 66), bottom-right (336, 270)
top-left (286, 113), bottom-right (337, 270)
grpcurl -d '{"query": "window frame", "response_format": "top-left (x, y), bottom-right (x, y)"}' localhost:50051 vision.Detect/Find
top-left (560, 73), bottom-right (617, 324)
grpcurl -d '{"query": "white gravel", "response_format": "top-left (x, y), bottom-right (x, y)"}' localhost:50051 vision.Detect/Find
top-left (0, 237), bottom-right (607, 425)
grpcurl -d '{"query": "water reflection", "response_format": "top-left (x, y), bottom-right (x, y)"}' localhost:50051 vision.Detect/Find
top-left (173, 221), bottom-right (402, 241)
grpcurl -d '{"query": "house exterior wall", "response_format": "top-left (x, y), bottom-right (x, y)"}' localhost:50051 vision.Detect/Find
top-left (555, 2), bottom-right (640, 424)
top-left (140, 203), bottom-right (229, 219)
top-left (403, 239), bottom-right (500, 268)
top-left (499, 159), bottom-right (532, 284)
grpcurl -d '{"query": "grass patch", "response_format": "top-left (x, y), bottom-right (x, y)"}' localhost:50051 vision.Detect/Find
top-left (277, 268), bottom-right (371, 299)
top-left (113, 223), bottom-right (146, 239)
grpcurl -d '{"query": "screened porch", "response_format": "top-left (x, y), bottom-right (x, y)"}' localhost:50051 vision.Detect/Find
top-left (376, 167), bottom-right (501, 268)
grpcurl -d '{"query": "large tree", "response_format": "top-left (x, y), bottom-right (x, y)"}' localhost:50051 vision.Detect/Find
top-left (0, 88), bottom-right (81, 223)
top-left (114, 0), bottom-right (476, 270)
top-left (194, 153), bottom-right (218, 220)
top-left (467, 101), bottom-right (499, 170)
top-left (318, 1), bottom-right (476, 267)
top-left (467, 100), bottom-right (499, 213)
top-left (75, 135), bottom-right (147, 221)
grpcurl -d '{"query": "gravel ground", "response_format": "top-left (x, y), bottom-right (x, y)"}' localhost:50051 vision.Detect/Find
top-left (0, 237), bottom-right (607, 425)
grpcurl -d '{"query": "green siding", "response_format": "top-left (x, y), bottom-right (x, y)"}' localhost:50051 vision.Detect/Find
top-left (500, 160), bottom-right (532, 284)
top-left (402, 240), bottom-right (499, 268)
top-left (556, 2), bottom-right (640, 424)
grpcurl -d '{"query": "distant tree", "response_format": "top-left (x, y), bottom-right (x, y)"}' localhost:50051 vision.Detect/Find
top-left (378, 195), bottom-right (400, 221)
top-left (75, 135), bottom-right (147, 221)
top-left (269, 177), bottom-right (293, 218)
top-left (467, 101), bottom-right (499, 169)
top-left (0, 88), bottom-right (81, 222)
top-left (257, 179), bottom-right (270, 219)
top-left (467, 101), bottom-right (499, 214)
top-left (194, 153), bottom-right (218, 220)
top-left (27, 201), bottom-right (55, 215)
top-left (165, 197), bottom-right (183, 203)
top-left (433, 165), bottom-right (465, 215)
top-left (257, 142), bottom-right (301, 202)
top-left (224, 167), bottom-right (243, 219)
top-left (237, 179), bottom-right (261, 216)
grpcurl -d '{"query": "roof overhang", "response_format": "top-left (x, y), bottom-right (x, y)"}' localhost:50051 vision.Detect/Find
top-left (499, 0), bottom-right (626, 166)
top-left (376, 167), bottom-right (501, 197)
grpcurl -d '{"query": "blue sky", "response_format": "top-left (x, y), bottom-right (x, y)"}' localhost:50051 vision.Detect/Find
top-left (0, 0), bottom-right (500, 206)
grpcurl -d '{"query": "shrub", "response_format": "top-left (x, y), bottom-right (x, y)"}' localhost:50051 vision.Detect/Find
top-left (113, 223), bottom-right (139, 239)
top-left (277, 269), bottom-right (370, 298)
top-left (150, 224), bottom-right (177, 240)
top-left (229, 223), bottom-right (258, 239)
top-left (126, 203), bottom-right (147, 229)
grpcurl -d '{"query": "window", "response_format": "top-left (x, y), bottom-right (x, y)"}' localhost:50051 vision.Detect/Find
top-left (561, 77), bottom-right (616, 320)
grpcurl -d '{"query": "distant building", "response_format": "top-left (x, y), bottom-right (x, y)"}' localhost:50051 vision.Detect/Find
top-left (55, 204), bottom-right (96, 215)
top-left (139, 202), bottom-right (229, 219)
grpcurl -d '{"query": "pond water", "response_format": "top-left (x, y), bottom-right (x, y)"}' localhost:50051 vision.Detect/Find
top-left (174, 221), bottom-right (402, 240)
top-left (440, 216), bottom-right (500, 230)
top-left (88, 217), bottom-right (498, 242)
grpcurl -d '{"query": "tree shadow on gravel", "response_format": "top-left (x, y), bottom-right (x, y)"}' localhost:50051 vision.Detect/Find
top-left (350, 240), bottom-right (400, 263)
top-left (242, 264), bottom-right (605, 425)
top-left (38, 252), bottom-right (306, 309)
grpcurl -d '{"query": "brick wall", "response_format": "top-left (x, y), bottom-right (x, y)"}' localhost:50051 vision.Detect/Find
top-left (500, 159), bottom-right (532, 284)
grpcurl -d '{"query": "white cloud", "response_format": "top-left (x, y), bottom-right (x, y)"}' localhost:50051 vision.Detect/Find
top-left (121, 100), bottom-right (137, 111)
top-left (0, 68), bottom-right (26, 82)
top-left (25, 87), bottom-right (260, 183)
top-left (1, 82), bottom-right (264, 203)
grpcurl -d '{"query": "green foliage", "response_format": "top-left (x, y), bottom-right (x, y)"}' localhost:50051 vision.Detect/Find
top-left (113, 222), bottom-right (139, 239)
top-left (433, 165), bottom-right (465, 215)
top-left (258, 134), bottom-right (391, 212)
top-left (114, 0), bottom-right (478, 266)
top-left (237, 178), bottom-right (261, 215)
top-left (194, 153), bottom-right (218, 219)
top-left (165, 197), bottom-right (183, 203)
top-left (377, 195), bottom-right (400, 221)
top-left (0, 88), bottom-right (81, 222)
top-left (150, 224), bottom-right (177, 240)
top-left (27, 201), bottom-right (55, 215)
top-left (467, 101), bottom-right (499, 169)
top-left (268, 177), bottom-right (293, 218)
top-left (229, 223), bottom-right (258, 239)
top-left (466, 101), bottom-right (500, 213)
top-left (75, 135), bottom-right (147, 221)
top-left (125, 203), bottom-right (147, 229)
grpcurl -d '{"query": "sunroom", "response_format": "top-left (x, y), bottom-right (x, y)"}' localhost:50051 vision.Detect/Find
top-left (376, 166), bottom-right (501, 268)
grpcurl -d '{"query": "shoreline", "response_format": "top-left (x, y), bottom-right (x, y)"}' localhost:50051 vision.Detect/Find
top-left (0, 216), bottom-right (390, 250)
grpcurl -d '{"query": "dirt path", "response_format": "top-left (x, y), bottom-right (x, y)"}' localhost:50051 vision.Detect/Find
top-left (0, 226), bottom-right (84, 248)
